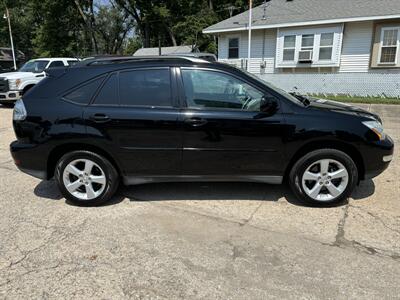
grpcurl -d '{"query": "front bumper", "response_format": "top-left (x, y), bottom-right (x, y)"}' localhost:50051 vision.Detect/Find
top-left (0, 91), bottom-right (22, 103)
top-left (362, 134), bottom-right (394, 180)
top-left (10, 141), bottom-right (48, 180)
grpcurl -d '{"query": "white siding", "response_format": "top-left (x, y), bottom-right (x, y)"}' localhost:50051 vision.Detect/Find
top-left (217, 21), bottom-right (397, 75)
top-left (218, 29), bottom-right (276, 74)
top-left (339, 21), bottom-right (374, 72)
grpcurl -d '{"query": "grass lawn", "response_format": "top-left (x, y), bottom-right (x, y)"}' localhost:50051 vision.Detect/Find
top-left (311, 95), bottom-right (400, 105)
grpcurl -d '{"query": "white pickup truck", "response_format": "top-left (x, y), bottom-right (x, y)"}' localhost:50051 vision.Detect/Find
top-left (0, 58), bottom-right (79, 105)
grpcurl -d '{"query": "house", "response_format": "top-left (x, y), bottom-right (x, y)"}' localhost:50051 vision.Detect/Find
top-left (0, 47), bottom-right (25, 71)
top-left (203, 0), bottom-right (400, 97)
top-left (133, 45), bottom-right (197, 56)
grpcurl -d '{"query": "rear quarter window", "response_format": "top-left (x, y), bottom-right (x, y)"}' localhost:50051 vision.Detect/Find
top-left (63, 77), bottom-right (105, 105)
top-left (93, 74), bottom-right (118, 105)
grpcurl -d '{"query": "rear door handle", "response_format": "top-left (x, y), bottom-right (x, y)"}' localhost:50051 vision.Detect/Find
top-left (90, 114), bottom-right (111, 123)
top-left (184, 117), bottom-right (208, 127)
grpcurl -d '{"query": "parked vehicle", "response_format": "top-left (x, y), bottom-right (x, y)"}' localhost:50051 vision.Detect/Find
top-left (10, 56), bottom-right (394, 206)
top-left (0, 58), bottom-right (79, 106)
top-left (164, 52), bottom-right (217, 62)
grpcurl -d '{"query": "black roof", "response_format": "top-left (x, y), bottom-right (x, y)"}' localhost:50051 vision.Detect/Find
top-left (30, 55), bottom-right (242, 99)
top-left (78, 55), bottom-right (211, 67)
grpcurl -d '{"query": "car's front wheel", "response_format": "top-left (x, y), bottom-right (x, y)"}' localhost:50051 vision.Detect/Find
top-left (55, 150), bottom-right (119, 206)
top-left (289, 149), bottom-right (358, 205)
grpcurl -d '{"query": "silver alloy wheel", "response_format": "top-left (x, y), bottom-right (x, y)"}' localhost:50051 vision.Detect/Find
top-left (301, 159), bottom-right (349, 202)
top-left (62, 159), bottom-right (106, 200)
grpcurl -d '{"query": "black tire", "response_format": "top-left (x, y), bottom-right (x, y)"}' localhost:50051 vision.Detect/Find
top-left (55, 150), bottom-right (119, 206)
top-left (289, 149), bottom-right (358, 206)
top-left (0, 102), bottom-right (15, 108)
top-left (22, 85), bottom-right (34, 95)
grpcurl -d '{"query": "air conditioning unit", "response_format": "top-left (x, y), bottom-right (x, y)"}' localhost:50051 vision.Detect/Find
top-left (298, 50), bottom-right (313, 63)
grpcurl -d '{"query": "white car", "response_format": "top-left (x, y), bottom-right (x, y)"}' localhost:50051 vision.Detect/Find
top-left (0, 58), bottom-right (79, 105)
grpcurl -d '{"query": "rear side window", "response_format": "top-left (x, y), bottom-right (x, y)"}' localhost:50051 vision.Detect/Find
top-left (67, 60), bottom-right (78, 66)
top-left (64, 77), bottom-right (104, 105)
top-left (119, 69), bottom-right (172, 107)
top-left (48, 61), bottom-right (65, 68)
top-left (93, 74), bottom-right (118, 105)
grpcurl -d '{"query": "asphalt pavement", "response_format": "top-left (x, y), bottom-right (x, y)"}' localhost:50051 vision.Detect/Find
top-left (0, 104), bottom-right (399, 299)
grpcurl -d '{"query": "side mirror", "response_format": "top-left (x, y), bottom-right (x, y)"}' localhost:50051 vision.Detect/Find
top-left (260, 96), bottom-right (278, 114)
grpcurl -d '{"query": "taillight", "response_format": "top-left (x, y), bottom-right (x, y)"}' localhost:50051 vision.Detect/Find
top-left (13, 99), bottom-right (27, 121)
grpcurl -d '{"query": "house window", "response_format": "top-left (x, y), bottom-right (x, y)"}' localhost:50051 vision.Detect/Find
top-left (277, 25), bottom-right (343, 68)
top-left (283, 35), bottom-right (296, 61)
top-left (319, 33), bottom-right (334, 60)
top-left (228, 38), bottom-right (239, 59)
top-left (301, 34), bottom-right (314, 51)
top-left (379, 28), bottom-right (399, 64)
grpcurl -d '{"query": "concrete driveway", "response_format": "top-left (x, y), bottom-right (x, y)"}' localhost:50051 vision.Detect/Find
top-left (0, 104), bottom-right (399, 299)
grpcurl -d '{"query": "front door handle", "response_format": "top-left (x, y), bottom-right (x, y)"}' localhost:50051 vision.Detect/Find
top-left (90, 113), bottom-right (111, 123)
top-left (184, 117), bottom-right (208, 127)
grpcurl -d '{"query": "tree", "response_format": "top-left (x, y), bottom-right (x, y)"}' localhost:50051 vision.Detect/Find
top-left (0, 0), bottom-right (263, 58)
top-left (115, 0), bottom-right (265, 53)
top-left (95, 4), bottom-right (135, 54)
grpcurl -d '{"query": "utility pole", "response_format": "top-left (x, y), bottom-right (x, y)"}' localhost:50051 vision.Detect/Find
top-left (4, 6), bottom-right (17, 70)
top-left (247, 0), bottom-right (252, 71)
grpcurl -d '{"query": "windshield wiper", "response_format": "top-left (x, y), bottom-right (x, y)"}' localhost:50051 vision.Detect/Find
top-left (289, 92), bottom-right (311, 106)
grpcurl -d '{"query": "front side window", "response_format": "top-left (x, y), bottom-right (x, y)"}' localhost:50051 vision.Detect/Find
top-left (283, 35), bottom-right (296, 61)
top-left (181, 69), bottom-right (265, 111)
top-left (380, 28), bottom-right (399, 64)
top-left (319, 33), bottom-right (334, 60)
top-left (228, 38), bottom-right (239, 59)
top-left (19, 60), bottom-right (49, 73)
top-left (119, 69), bottom-right (172, 107)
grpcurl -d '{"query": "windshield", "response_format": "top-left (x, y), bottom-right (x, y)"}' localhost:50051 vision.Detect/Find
top-left (237, 68), bottom-right (304, 106)
top-left (19, 60), bottom-right (49, 73)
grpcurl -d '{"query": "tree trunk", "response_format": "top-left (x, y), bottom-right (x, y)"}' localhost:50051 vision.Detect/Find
top-left (145, 21), bottom-right (150, 47)
top-left (164, 24), bottom-right (177, 46)
top-left (74, 0), bottom-right (98, 54)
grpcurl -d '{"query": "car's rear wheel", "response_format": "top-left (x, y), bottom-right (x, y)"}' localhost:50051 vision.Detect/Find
top-left (289, 149), bottom-right (358, 205)
top-left (55, 150), bottom-right (119, 206)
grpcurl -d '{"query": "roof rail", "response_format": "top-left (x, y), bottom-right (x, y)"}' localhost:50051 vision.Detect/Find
top-left (83, 55), bottom-right (209, 66)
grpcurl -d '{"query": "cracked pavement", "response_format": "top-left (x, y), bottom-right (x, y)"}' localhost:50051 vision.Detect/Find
top-left (0, 104), bottom-right (399, 299)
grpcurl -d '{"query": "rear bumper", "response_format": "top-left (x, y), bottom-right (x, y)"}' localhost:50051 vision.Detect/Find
top-left (0, 91), bottom-right (22, 103)
top-left (362, 135), bottom-right (394, 180)
top-left (10, 141), bottom-right (48, 180)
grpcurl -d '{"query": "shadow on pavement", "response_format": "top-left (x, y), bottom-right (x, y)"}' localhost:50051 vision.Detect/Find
top-left (351, 179), bottom-right (375, 200)
top-left (0, 104), bottom-right (14, 109)
top-left (122, 182), bottom-right (345, 208)
top-left (33, 179), bottom-right (125, 206)
top-left (33, 179), bottom-right (376, 208)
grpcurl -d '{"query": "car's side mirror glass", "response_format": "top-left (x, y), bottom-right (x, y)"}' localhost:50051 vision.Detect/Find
top-left (260, 95), bottom-right (278, 114)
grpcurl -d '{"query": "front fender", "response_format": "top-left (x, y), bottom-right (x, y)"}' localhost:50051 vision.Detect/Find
top-left (19, 78), bottom-right (42, 91)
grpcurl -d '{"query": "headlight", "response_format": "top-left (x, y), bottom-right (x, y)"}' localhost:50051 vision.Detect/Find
top-left (8, 79), bottom-right (22, 90)
top-left (13, 99), bottom-right (27, 121)
top-left (362, 120), bottom-right (385, 140)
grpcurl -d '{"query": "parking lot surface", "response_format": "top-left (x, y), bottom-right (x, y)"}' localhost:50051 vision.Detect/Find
top-left (0, 104), bottom-right (399, 299)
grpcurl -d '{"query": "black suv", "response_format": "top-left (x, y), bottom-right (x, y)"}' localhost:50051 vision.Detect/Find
top-left (10, 56), bottom-right (394, 206)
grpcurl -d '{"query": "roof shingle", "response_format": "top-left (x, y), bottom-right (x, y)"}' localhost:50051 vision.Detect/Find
top-left (204, 0), bottom-right (400, 33)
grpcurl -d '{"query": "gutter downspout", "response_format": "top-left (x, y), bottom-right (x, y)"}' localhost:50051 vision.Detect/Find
top-left (247, 0), bottom-right (252, 71)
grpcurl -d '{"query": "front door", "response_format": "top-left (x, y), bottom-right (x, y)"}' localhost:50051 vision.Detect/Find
top-left (83, 67), bottom-right (182, 177)
top-left (178, 68), bottom-right (286, 177)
